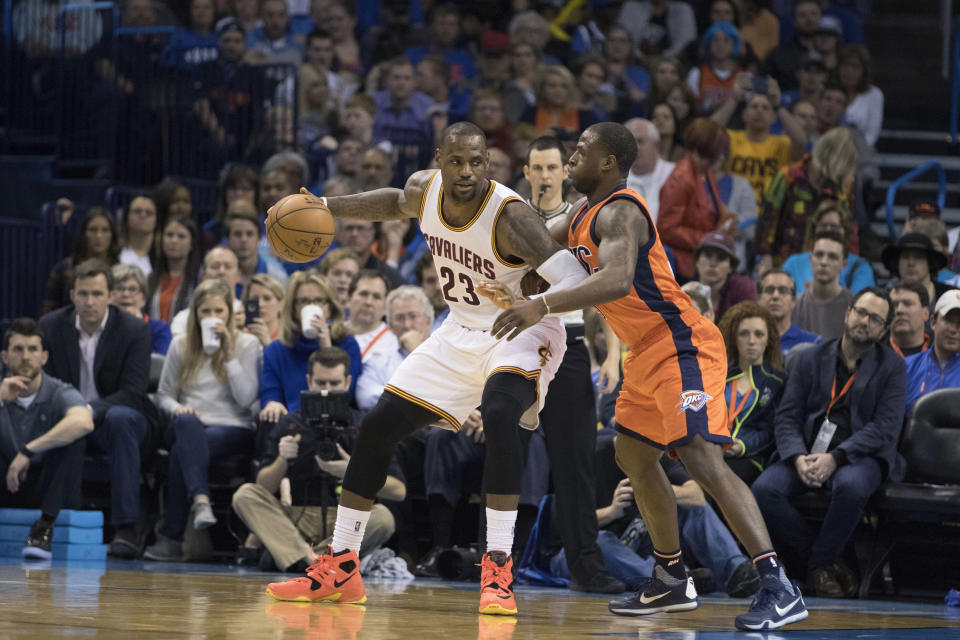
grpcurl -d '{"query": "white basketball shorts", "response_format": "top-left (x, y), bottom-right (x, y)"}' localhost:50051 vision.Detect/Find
top-left (384, 316), bottom-right (567, 431)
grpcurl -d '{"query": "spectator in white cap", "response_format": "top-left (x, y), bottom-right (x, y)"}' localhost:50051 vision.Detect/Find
top-left (904, 289), bottom-right (960, 415)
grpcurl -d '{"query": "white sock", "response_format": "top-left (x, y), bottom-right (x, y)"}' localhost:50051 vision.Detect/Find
top-left (485, 508), bottom-right (517, 554)
top-left (330, 505), bottom-right (370, 554)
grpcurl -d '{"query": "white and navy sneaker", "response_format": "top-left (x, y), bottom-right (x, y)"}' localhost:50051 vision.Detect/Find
top-left (734, 574), bottom-right (809, 630)
top-left (608, 566), bottom-right (699, 616)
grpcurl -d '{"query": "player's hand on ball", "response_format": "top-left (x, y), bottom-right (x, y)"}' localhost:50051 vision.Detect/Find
top-left (477, 280), bottom-right (516, 309)
top-left (490, 298), bottom-right (548, 341)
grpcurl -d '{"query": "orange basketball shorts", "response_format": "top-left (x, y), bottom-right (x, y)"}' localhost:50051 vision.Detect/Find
top-left (614, 316), bottom-right (732, 452)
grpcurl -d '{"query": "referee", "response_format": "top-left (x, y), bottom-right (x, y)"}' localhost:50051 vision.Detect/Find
top-left (523, 136), bottom-right (624, 593)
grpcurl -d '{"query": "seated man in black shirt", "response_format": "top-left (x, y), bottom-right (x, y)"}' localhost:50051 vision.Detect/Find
top-left (752, 287), bottom-right (905, 598)
top-left (1, 318), bottom-right (94, 559)
top-left (231, 346), bottom-right (404, 572)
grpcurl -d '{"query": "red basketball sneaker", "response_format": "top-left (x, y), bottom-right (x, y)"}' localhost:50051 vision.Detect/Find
top-left (265, 548), bottom-right (366, 604)
top-left (478, 551), bottom-right (518, 616)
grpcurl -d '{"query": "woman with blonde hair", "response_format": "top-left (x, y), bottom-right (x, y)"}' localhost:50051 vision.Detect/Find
top-left (521, 65), bottom-right (602, 136)
top-left (145, 279), bottom-right (261, 561)
top-left (319, 247), bottom-right (362, 307)
top-left (259, 271), bottom-right (362, 422)
top-left (242, 273), bottom-right (285, 347)
top-left (755, 127), bottom-right (859, 270)
top-left (717, 301), bottom-right (785, 484)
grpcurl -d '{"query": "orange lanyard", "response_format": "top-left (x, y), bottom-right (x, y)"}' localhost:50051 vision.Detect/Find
top-left (726, 384), bottom-right (751, 431)
top-left (361, 326), bottom-right (390, 359)
top-left (889, 334), bottom-right (929, 359)
top-left (826, 371), bottom-right (857, 417)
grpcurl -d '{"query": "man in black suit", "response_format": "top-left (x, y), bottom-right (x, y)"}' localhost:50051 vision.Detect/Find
top-left (752, 287), bottom-right (906, 599)
top-left (39, 259), bottom-right (153, 557)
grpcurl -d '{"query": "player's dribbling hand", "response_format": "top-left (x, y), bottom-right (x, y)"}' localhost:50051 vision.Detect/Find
top-left (477, 281), bottom-right (516, 309)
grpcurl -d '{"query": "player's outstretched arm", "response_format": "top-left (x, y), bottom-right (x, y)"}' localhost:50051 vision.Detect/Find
top-left (488, 200), bottom-right (649, 340)
top-left (298, 170), bottom-right (434, 221)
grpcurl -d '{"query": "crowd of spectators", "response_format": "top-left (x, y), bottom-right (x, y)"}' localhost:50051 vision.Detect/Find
top-left (5, 0), bottom-right (960, 602)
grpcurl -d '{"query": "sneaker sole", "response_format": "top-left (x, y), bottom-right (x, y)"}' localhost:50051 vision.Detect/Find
top-left (22, 548), bottom-right (52, 561)
top-left (609, 600), bottom-right (699, 616)
top-left (265, 587), bottom-right (367, 605)
top-left (735, 608), bottom-right (809, 631)
top-left (478, 603), bottom-right (518, 616)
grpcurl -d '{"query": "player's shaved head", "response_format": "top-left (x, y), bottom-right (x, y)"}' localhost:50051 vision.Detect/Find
top-left (587, 122), bottom-right (638, 178)
top-left (439, 121), bottom-right (487, 151)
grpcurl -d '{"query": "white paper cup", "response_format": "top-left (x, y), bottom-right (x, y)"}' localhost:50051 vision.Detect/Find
top-left (300, 304), bottom-right (324, 339)
top-left (201, 317), bottom-right (222, 354)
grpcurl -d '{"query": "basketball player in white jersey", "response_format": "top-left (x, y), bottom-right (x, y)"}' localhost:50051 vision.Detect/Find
top-left (264, 122), bottom-right (591, 616)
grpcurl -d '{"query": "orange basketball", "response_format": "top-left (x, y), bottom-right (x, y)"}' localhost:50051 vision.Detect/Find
top-left (266, 193), bottom-right (336, 263)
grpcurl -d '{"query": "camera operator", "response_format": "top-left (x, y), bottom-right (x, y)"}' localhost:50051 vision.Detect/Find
top-left (232, 346), bottom-right (405, 573)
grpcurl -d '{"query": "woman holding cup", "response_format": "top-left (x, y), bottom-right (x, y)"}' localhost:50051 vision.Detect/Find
top-left (145, 279), bottom-right (261, 562)
top-left (259, 272), bottom-right (361, 422)
top-left (242, 274), bottom-right (284, 347)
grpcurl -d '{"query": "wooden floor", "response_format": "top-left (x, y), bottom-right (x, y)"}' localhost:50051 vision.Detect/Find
top-left (0, 560), bottom-right (958, 639)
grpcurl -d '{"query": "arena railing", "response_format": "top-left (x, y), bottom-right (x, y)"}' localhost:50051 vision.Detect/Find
top-left (56, 2), bottom-right (119, 172)
top-left (884, 161), bottom-right (946, 238)
top-left (951, 15), bottom-right (960, 145)
top-left (0, 216), bottom-right (48, 320)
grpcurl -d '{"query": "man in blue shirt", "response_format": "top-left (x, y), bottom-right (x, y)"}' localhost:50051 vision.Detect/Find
top-left (246, 0), bottom-right (303, 65)
top-left (905, 290), bottom-right (960, 415)
top-left (373, 58), bottom-right (435, 189)
top-left (403, 4), bottom-right (476, 88)
top-left (1, 318), bottom-right (94, 559)
top-left (758, 269), bottom-right (821, 355)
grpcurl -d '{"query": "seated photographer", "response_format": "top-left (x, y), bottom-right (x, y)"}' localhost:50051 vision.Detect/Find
top-left (233, 347), bottom-right (403, 573)
top-left (144, 280), bottom-right (261, 562)
top-left (1, 319), bottom-right (94, 559)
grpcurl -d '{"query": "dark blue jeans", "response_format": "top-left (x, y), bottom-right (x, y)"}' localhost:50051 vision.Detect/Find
top-left (89, 405), bottom-right (150, 526)
top-left (752, 456), bottom-right (883, 572)
top-left (160, 414), bottom-right (254, 541)
top-left (550, 502), bottom-right (747, 590)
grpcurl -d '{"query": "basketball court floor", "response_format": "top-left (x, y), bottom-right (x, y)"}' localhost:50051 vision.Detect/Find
top-left (0, 558), bottom-right (957, 639)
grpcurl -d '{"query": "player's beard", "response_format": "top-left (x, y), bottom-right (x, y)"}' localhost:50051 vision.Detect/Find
top-left (448, 180), bottom-right (480, 203)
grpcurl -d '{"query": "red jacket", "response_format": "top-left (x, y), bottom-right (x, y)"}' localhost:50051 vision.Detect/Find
top-left (657, 155), bottom-right (723, 280)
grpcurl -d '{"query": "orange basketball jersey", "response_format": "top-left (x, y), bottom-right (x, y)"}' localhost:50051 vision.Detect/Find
top-left (568, 186), bottom-right (703, 351)
top-left (568, 185), bottom-right (732, 450)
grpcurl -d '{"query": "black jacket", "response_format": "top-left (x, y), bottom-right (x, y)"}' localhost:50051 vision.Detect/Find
top-left (773, 338), bottom-right (906, 479)
top-left (39, 305), bottom-right (155, 425)
top-left (725, 362), bottom-right (785, 462)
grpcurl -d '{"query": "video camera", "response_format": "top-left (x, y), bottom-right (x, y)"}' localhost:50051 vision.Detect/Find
top-left (299, 389), bottom-right (353, 461)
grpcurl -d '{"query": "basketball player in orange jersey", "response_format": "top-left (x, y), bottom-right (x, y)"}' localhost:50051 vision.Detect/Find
top-left (481, 121), bottom-right (808, 631)
top-left (264, 122), bottom-right (593, 616)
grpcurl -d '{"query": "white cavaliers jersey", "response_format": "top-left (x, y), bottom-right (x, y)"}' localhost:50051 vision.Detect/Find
top-left (418, 171), bottom-right (530, 331)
